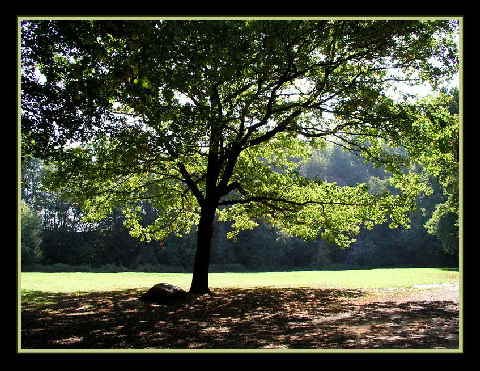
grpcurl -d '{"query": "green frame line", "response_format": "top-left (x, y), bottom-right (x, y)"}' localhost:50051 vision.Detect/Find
top-left (16, 14), bottom-right (464, 355)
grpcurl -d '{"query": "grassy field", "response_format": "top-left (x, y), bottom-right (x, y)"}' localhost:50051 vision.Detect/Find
top-left (20, 268), bottom-right (459, 293)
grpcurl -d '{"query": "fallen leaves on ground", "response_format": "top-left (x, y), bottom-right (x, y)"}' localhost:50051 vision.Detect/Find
top-left (20, 287), bottom-right (459, 349)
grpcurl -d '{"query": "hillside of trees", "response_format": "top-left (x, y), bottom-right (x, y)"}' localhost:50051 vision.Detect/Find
top-left (21, 141), bottom-right (458, 273)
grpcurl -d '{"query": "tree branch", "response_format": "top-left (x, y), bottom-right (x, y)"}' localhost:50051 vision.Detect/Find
top-left (219, 195), bottom-right (372, 208)
top-left (177, 163), bottom-right (205, 206)
top-left (244, 109), bottom-right (303, 148)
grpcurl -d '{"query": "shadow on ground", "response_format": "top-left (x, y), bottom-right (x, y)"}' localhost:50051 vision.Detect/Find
top-left (21, 287), bottom-right (458, 349)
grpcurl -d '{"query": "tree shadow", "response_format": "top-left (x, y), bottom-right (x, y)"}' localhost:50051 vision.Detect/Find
top-left (20, 287), bottom-right (458, 349)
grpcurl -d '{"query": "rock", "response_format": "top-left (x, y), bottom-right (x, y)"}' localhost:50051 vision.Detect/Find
top-left (139, 283), bottom-right (189, 304)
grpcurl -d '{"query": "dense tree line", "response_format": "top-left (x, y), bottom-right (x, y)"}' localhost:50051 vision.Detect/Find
top-left (20, 140), bottom-right (458, 272)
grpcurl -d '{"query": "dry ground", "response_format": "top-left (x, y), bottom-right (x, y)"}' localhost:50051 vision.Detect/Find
top-left (20, 284), bottom-right (459, 350)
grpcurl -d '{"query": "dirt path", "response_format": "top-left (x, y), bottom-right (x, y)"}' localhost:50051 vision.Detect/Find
top-left (322, 284), bottom-right (461, 349)
top-left (351, 283), bottom-right (459, 305)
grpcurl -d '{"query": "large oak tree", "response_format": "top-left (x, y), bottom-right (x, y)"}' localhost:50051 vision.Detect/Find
top-left (21, 19), bottom-right (459, 293)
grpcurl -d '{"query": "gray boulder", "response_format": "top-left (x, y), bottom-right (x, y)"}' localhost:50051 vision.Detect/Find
top-left (139, 283), bottom-right (189, 304)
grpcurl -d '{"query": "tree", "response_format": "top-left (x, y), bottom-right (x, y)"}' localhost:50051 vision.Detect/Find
top-left (20, 201), bottom-right (42, 268)
top-left (21, 20), bottom-right (458, 293)
top-left (394, 88), bottom-right (459, 255)
top-left (301, 142), bottom-right (456, 268)
top-left (424, 89), bottom-right (459, 256)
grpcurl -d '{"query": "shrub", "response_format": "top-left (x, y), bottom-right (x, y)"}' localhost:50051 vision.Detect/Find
top-left (155, 264), bottom-right (186, 273)
top-left (92, 263), bottom-right (128, 273)
top-left (47, 263), bottom-right (78, 272)
top-left (134, 263), bottom-right (185, 273)
top-left (209, 263), bottom-right (247, 272)
top-left (134, 263), bottom-right (158, 273)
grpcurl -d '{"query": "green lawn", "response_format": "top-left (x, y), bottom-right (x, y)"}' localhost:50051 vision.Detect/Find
top-left (20, 268), bottom-right (459, 293)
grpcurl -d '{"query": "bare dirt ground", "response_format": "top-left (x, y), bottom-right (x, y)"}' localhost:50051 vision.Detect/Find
top-left (349, 283), bottom-right (459, 305)
top-left (20, 285), bottom-right (460, 350)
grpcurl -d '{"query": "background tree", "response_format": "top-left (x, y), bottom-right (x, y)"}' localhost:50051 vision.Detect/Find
top-left (21, 20), bottom-right (459, 293)
top-left (420, 88), bottom-right (459, 256)
top-left (300, 141), bottom-right (457, 268)
top-left (20, 200), bottom-right (43, 269)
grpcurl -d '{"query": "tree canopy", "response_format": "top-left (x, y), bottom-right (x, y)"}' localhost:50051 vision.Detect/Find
top-left (21, 19), bottom-right (459, 292)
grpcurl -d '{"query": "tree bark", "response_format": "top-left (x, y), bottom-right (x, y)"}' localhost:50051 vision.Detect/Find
top-left (189, 204), bottom-right (217, 294)
top-left (189, 95), bottom-right (223, 294)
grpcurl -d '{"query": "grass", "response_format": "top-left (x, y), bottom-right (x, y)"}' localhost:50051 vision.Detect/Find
top-left (20, 268), bottom-right (459, 293)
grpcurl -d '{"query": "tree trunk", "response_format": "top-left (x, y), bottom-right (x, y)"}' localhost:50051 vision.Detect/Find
top-left (189, 205), bottom-right (216, 294)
